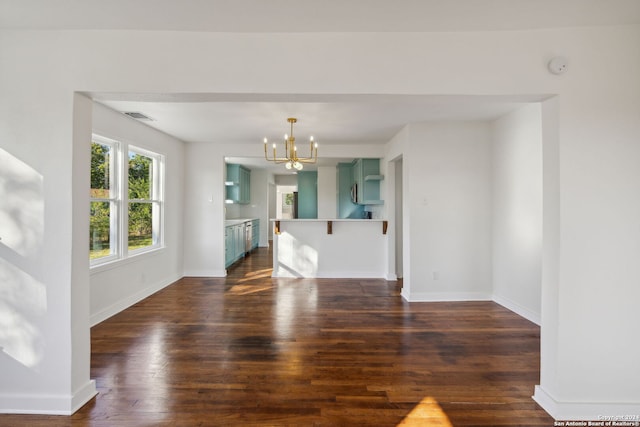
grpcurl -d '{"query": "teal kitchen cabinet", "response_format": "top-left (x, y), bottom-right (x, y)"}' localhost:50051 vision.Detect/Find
top-left (233, 223), bottom-right (245, 261)
top-left (225, 219), bottom-right (259, 268)
top-left (225, 222), bottom-right (247, 268)
top-left (225, 225), bottom-right (234, 267)
top-left (251, 219), bottom-right (259, 250)
top-left (352, 158), bottom-right (383, 205)
top-left (297, 171), bottom-right (318, 219)
top-left (225, 163), bottom-right (251, 204)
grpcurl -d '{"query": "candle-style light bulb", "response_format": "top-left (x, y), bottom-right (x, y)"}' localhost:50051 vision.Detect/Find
top-left (263, 137), bottom-right (268, 144)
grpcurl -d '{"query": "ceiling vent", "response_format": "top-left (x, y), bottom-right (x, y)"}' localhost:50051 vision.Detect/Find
top-left (123, 111), bottom-right (154, 121)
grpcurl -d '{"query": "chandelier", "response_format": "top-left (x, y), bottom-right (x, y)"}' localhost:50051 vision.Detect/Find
top-left (263, 117), bottom-right (318, 170)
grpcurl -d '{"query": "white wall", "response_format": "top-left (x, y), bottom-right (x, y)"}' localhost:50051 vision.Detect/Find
top-left (385, 126), bottom-right (411, 296)
top-left (90, 103), bottom-right (185, 325)
top-left (317, 166), bottom-right (337, 218)
top-left (70, 94), bottom-right (96, 411)
top-left (1, 25), bottom-right (640, 418)
top-left (536, 30), bottom-right (640, 418)
top-left (183, 142), bottom-right (226, 276)
top-left (491, 104), bottom-right (543, 325)
top-left (403, 122), bottom-right (493, 301)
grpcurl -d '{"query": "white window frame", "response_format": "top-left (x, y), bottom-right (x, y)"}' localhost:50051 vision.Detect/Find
top-left (126, 145), bottom-right (164, 256)
top-left (90, 135), bottom-right (121, 266)
top-left (90, 134), bottom-right (165, 268)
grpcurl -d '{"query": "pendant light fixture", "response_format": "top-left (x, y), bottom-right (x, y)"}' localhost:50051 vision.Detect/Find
top-left (263, 117), bottom-right (318, 170)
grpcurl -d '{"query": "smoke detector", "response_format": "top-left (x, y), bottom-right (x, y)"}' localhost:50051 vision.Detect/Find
top-left (548, 56), bottom-right (568, 75)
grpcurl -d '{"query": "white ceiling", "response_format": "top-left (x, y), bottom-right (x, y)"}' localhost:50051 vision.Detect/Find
top-left (95, 94), bottom-right (547, 146)
top-left (6, 0), bottom-right (638, 172)
top-left (93, 93), bottom-right (547, 173)
top-left (2, 0), bottom-right (640, 32)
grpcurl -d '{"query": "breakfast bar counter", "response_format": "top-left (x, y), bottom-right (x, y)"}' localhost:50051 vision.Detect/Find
top-left (270, 219), bottom-right (388, 278)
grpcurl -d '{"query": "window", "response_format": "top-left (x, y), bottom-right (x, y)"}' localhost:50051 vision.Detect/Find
top-left (127, 147), bottom-right (162, 253)
top-left (90, 137), bottom-right (118, 262)
top-left (90, 135), bottom-right (164, 266)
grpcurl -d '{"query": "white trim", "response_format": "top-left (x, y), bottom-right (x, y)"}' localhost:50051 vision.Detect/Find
top-left (314, 272), bottom-right (385, 278)
top-left (532, 385), bottom-right (558, 419)
top-left (183, 270), bottom-right (228, 277)
top-left (385, 273), bottom-right (398, 281)
top-left (403, 292), bottom-right (492, 302)
top-left (71, 381), bottom-right (98, 414)
top-left (271, 269), bottom-right (387, 279)
top-left (533, 385), bottom-right (640, 421)
top-left (90, 134), bottom-right (166, 267)
top-left (90, 136), bottom-right (120, 267)
top-left (0, 380), bottom-right (96, 415)
top-left (399, 291), bottom-right (541, 325)
top-left (492, 294), bottom-right (541, 325)
top-left (90, 274), bottom-right (181, 326)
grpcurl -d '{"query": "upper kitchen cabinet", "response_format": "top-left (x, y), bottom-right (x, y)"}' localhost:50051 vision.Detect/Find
top-left (226, 163), bottom-right (251, 204)
top-left (352, 158), bottom-right (384, 205)
top-left (297, 171), bottom-right (318, 219)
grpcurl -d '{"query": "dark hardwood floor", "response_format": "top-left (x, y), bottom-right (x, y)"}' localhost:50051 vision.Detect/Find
top-left (0, 246), bottom-right (554, 426)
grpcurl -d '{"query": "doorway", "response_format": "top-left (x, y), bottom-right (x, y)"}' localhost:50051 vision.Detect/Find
top-left (394, 157), bottom-right (403, 279)
top-left (276, 185), bottom-right (297, 219)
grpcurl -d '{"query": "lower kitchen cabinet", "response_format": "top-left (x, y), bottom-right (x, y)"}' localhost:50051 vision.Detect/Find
top-left (225, 219), bottom-right (260, 268)
top-left (224, 226), bottom-right (234, 267)
top-left (251, 220), bottom-right (259, 250)
top-left (225, 222), bottom-right (246, 268)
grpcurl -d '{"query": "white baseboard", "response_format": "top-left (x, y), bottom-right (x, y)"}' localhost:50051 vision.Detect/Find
top-left (182, 270), bottom-right (227, 277)
top-left (90, 275), bottom-right (181, 326)
top-left (272, 268), bottom-right (386, 279)
top-left (385, 273), bottom-right (398, 281)
top-left (0, 380), bottom-right (96, 415)
top-left (533, 385), bottom-right (640, 421)
top-left (71, 380), bottom-right (98, 413)
top-left (404, 292), bottom-right (492, 302)
top-left (316, 271), bottom-right (386, 279)
top-left (401, 292), bottom-right (541, 326)
top-left (492, 294), bottom-right (541, 326)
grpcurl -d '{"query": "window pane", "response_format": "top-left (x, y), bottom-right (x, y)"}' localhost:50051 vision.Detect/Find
top-left (91, 142), bottom-right (111, 198)
top-left (128, 202), bottom-right (153, 251)
top-left (128, 152), bottom-right (153, 199)
top-left (90, 201), bottom-right (112, 259)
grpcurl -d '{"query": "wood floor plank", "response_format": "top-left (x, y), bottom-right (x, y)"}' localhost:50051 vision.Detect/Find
top-left (0, 246), bottom-right (554, 426)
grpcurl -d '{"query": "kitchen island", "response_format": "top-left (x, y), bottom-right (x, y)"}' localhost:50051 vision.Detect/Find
top-left (271, 219), bottom-right (388, 278)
